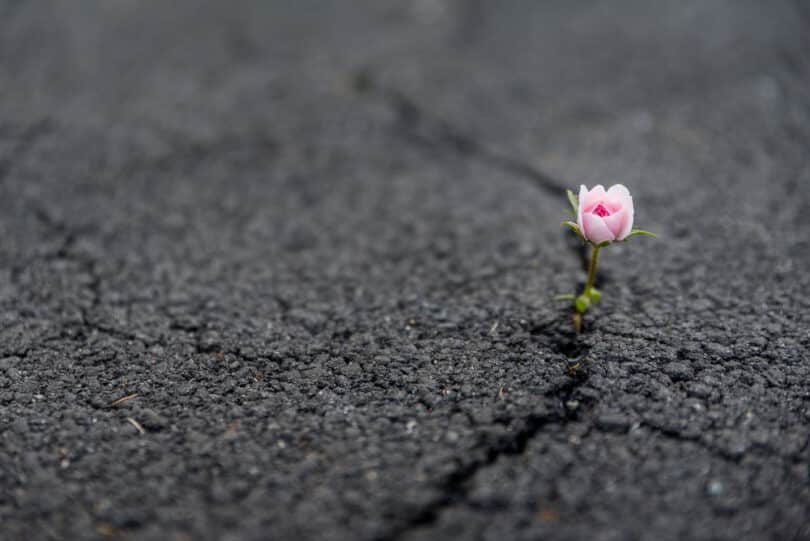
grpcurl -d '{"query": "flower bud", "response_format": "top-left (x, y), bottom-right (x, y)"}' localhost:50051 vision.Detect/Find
top-left (577, 184), bottom-right (634, 244)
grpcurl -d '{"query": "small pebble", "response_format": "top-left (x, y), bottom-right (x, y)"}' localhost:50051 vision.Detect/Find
top-left (707, 480), bottom-right (724, 496)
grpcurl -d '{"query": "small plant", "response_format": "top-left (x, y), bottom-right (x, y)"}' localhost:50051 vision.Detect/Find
top-left (559, 184), bottom-right (656, 332)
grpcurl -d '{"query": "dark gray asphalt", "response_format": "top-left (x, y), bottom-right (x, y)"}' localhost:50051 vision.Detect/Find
top-left (1, 1), bottom-right (809, 540)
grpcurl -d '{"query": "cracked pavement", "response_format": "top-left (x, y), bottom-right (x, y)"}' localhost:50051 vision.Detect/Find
top-left (1, 1), bottom-right (809, 540)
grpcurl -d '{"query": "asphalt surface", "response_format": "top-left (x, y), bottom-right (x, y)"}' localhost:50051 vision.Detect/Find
top-left (1, 1), bottom-right (809, 540)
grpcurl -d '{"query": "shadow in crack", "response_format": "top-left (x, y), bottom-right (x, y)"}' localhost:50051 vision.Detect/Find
top-left (530, 315), bottom-right (590, 360)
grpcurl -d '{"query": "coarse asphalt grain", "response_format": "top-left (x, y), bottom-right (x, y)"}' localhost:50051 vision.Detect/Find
top-left (1, 1), bottom-right (809, 540)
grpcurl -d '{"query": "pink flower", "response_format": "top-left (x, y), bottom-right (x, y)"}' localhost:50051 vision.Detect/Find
top-left (577, 184), bottom-right (634, 244)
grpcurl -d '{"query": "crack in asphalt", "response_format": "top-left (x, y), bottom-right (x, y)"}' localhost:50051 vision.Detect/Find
top-left (351, 69), bottom-right (605, 540)
top-left (26, 206), bottom-right (160, 347)
top-left (352, 69), bottom-right (589, 273)
top-left (376, 371), bottom-right (593, 541)
top-left (352, 69), bottom-right (566, 198)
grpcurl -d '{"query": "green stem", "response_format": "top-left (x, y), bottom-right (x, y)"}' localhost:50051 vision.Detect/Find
top-left (573, 243), bottom-right (602, 317)
top-left (584, 244), bottom-right (600, 295)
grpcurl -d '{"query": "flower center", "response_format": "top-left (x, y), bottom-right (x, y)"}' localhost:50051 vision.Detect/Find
top-left (592, 203), bottom-right (611, 217)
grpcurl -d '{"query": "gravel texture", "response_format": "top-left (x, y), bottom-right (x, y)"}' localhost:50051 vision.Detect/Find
top-left (1, 1), bottom-right (809, 540)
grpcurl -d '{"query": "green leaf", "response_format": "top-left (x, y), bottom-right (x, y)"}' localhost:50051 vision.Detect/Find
top-left (564, 209), bottom-right (576, 218)
top-left (561, 221), bottom-right (584, 239)
top-left (624, 229), bottom-right (658, 240)
top-left (598, 241), bottom-right (612, 248)
top-left (566, 189), bottom-right (579, 214)
top-left (554, 293), bottom-right (576, 301)
top-left (587, 287), bottom-right (602, 302)
top-left (575, 294), bottom-right (590, 314)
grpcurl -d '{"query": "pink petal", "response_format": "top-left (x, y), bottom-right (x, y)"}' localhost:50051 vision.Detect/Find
top-left (606, 184), bottom-right (634, 239)
top-left (601, 210), bottom-right (626, 238)
top-left (577, 184), bottom-right (588, 233)
top-left (582, 213), bottom-right (615, 244)
top-left (617, 203), bottom-right (634, 239)
top-left (606, 184), bottom-right (630, 199)
top-left (581, 184), bottom-right (606, 212)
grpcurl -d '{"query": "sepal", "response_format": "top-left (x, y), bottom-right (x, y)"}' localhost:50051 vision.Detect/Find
top-left (566, 189), bottom-right (579, 214)
top-left (624, 229), bottom-right (657, 240)
top-left (562, 221), bottom-right (584, 240)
